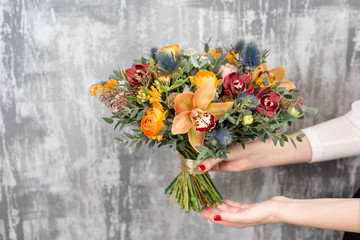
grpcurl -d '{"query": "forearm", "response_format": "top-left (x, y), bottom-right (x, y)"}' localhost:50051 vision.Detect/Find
top-left (227, 131), bottom-right (312, 170)
top-left (275, 198), bottom-right (360, 232)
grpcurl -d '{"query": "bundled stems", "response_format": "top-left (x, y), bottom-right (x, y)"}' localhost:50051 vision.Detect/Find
top-left (164, 144), bottom-right (223, 212)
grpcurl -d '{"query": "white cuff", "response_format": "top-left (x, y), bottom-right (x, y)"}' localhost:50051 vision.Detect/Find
top-left (302, 100), bottom-right (360, 163)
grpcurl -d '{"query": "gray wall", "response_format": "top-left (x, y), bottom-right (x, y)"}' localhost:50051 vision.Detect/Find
top-left (0, 0), bottom-right (359, 239)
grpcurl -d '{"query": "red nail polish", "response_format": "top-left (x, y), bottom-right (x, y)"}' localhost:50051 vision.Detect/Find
top-left (199, 164), bottom-right (206, 171)
top-left (214, 215), bottom-right (221, 221)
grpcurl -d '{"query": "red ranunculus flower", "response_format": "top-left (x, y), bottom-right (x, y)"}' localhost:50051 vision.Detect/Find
top-left (223, 72), bottom-right (253, 99)
top-left (125, 63), bottom-right (153, 87)
top-left (256, 91), bottom-right (281, 117)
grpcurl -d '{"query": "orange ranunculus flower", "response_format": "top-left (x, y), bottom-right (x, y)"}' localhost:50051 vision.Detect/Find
top-left (190, 70), bottom-right (222, 89)
top-left (159, 44), bottom-right (180, 57)
top-left (207, 49), bottom-right (219, 58)
top-left (225, 51), bottom-right (237, 65)
top-left (141, 106), bottom-right (167, 140)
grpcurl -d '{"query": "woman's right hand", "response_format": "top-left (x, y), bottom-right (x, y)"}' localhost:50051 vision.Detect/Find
top-left (179, 131), bottom-right (312, 173)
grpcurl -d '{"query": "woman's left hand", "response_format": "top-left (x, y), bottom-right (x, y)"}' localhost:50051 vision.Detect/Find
top-left (200, 196), bottom-right (290, 228)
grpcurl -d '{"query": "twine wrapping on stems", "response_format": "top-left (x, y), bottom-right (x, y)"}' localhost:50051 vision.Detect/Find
top-left (180, 155), bottom-right (205, 175)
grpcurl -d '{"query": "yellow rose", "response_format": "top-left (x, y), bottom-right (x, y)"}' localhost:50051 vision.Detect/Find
top-left (190, 70), bottom-right (221, 89)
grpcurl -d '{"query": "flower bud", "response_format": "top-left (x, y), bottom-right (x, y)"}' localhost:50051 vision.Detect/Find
top-left (243, 114), bottom-right (254, 125)
top-left (288, 106), bottom-right (300, 118)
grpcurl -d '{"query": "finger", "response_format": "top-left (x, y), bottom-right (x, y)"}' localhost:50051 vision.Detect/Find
top-left (210, 211), bottom-right (247, 224)
top-left (200, 207), bottom-right (238, 227)
top-left (223, 199), bottom-right (249, 209)
top-left (216, 160), bottom-right (247, 172)
top-left (216, 202), bottom-right (242, 213)
top-left (198, 157), bottom-right (224, 172)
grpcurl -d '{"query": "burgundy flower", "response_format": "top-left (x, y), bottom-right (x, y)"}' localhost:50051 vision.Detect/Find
top-left (125, 63), bottom-right (153, 87)
top-left (256, 91), bottom-right (281, 117)
top-left (223, 72), bottom-right (252, 98)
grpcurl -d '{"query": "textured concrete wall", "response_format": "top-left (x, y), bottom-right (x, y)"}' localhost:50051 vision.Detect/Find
top-left (0, 0), bottom-right (359, 239)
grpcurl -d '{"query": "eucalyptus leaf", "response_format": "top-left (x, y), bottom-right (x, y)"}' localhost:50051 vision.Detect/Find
top-left (102, 117), bottom-right (114, 124)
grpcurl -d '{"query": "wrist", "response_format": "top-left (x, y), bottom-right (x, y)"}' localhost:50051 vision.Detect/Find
top-left (268, 196), bottom-right (294, 224)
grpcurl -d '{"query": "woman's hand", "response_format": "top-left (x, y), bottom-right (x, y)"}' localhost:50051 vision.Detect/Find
top-left (190, 131), bottom-right (312, 173)
top-left (200, 196), bottom-right (290, 228)
top-left (200, 197), bottom-right (360, 233)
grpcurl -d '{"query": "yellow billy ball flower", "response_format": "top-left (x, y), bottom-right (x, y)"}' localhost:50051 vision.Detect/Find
top-left (243, 114), bottom-right (254, 125)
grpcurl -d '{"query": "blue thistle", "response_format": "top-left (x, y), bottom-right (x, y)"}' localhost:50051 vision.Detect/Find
top-left (150, 47), bottom-right (158, 60)
top-left (234, 40), bottom-right (246, 54)
top-left (243, 41), bottom-right (260, 67)
top-left (155, 51), bottom-right (178, 72)
top-left (237, 93), bottom-right (259, 110)
top-left (211, 129), bottom-right (232, 148)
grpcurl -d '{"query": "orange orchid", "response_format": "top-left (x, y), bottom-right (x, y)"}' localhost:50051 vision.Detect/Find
top-left (159, 44), bottom-right (180, 58)
top-left (171, 82), bottom-right (234, 152)
top-left (252, 63), bottom-right (296, 90)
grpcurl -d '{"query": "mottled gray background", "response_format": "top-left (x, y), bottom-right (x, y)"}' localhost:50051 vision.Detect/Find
top-left (0, 0), bottom-right (359, 239)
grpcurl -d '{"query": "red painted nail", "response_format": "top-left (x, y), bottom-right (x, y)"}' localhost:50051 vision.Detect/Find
top-left (198, 164), bottom-right (206, 171)
top-left (214, 215), bottom-right (221, 221)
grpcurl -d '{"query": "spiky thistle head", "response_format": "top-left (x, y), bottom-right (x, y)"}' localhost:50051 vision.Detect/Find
top-left (243, 41), bottom-right (260, 67)
top-left (234, 40), bottom-right (246, 54)
top-left (150, 47), bottom-right (158, 60)
top-left (156, 51), bottom-right (178, 72)
top-left (209, 128), bottom-right (232, 148)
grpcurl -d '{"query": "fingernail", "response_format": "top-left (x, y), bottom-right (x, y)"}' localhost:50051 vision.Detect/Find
top-left (198, 164), bottom-right (206, 171)
top-left (214, 215), bottom-right (221, 221)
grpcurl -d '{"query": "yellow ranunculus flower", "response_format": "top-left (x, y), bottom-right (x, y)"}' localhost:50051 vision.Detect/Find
top-left (190, 70), bottom-right (222, 89)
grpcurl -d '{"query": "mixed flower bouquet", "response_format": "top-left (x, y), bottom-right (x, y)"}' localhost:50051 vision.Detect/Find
top-left (90, 40), bottom-right (317, 212)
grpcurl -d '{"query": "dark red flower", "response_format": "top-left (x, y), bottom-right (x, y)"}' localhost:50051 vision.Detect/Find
top-left (223, 72), bottom-right (251, 98)
top-left (256, 92), bottom-right (281, 117)
top-left (125, 63), bottom-right (153, 87)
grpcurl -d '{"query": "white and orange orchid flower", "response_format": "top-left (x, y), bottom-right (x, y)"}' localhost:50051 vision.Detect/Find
top-left (252, 63), bottom-right (296, 90)
top-left (171, 82), bottom-right (234, 152)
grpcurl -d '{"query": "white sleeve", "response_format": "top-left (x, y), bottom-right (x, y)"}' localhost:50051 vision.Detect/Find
top-left (301, 100), bottom-right (360, 163)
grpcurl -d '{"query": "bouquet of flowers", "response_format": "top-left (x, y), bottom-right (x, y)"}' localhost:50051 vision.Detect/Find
top-left (90, 40), bottom-right (317, 212)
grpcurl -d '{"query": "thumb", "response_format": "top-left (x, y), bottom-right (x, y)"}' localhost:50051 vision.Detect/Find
top-left (198, 157), bottom-right (224, 172)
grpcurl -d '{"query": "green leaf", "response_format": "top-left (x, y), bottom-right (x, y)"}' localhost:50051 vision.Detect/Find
top-left (272, 136), bottom-right (278, 146)
top-left (130, 108), bottom-right (139, 119)
top-left (136, 110), bottom-right (145, 121)
top-left (190, 56), bottom-right (199, 68)
top-left (279, 138), bottom-right (285, 147)
top-left (204, 43), bottom-right (209, 53)
top-left (207, 53), bottom-right (216, 65)
top-left (167, 78), bottom-right (189, 91)
top-left (141, 57), bottom-right (147, 65)
top-left (135, 141), bottom-right (142, 152)
top-left (124, 132), bottom-right (133, 138)
top-left (195, 146), bottom-right (209, 152)
top-left (103, 117), bottom-right (114, 124)
top-left (125, 96), bottom-right (137, 101)
top-left (148, 140), bottom-right (156, 149)
top-left (227, 116), bottom-right (237, 124)
top-left (303, 106), bottom-right (319, 118)
top-left (179, 141), bottom-right (185, 151)
top-left (290, 137), bottom-right (297, 149)
top-left (114, 121), bottom-right (121, 130)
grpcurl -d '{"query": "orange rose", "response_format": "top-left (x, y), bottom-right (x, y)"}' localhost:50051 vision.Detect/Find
top-left (190, 70), bottom-right (221, 89)
top-left (141, 107), bottom-right (166, 140)
top-left (159, 44), bottom-right (180, 57)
